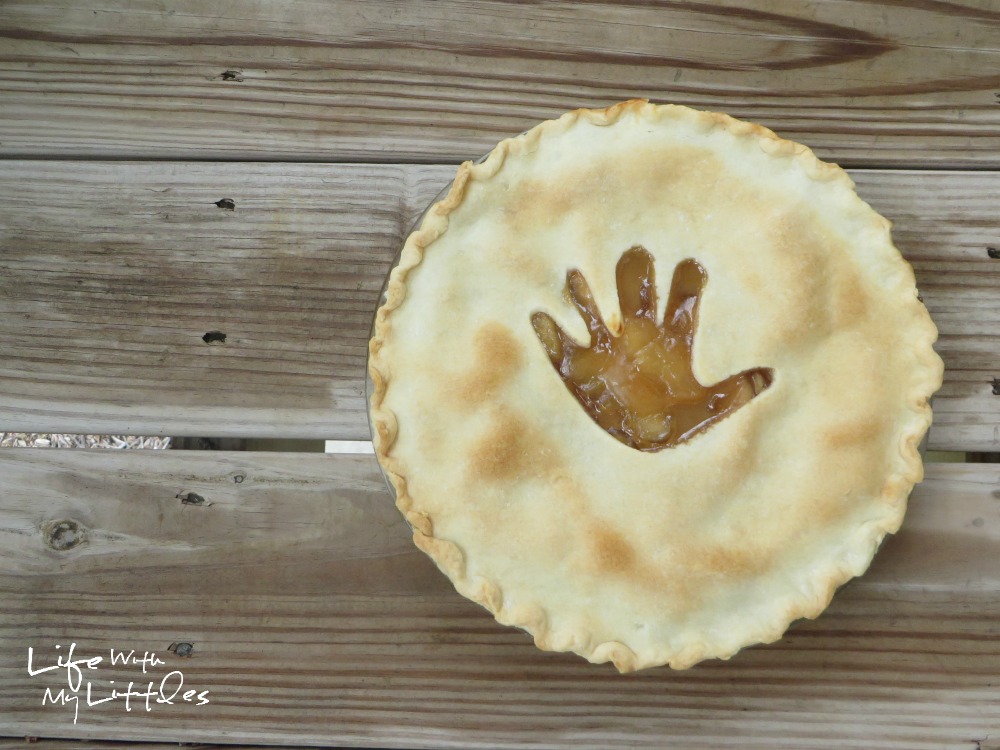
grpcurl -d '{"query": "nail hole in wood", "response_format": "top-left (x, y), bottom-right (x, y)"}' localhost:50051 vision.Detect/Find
top-left (233, 474), bottom-right (246, 484)
top-left (168, 642), bottom-right (194, 657)
top-left (992, 378), bottom-right (1000, 395)
top-left (988, 247), bottom-right (1000, 259)
top-left (177, 491), bottom-right (211, 506)
top-left (220, 70), bottom-right (243, 82)
top-left (42, 519), bottom-right (86, 551)
top-left (202, 331), bottom-right (227, 344)
top-left (214, 198), bottom-right (235, 210)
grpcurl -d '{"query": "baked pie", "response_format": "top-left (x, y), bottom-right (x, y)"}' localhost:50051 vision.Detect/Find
top-left (368, 100), bottom-right (943, 672)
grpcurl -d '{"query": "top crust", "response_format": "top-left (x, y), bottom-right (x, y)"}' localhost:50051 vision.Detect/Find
top-left (368, 100), bottom-right (944, 672)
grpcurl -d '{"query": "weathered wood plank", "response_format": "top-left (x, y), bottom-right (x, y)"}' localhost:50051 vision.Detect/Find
top-left (1, 163), bottom-right (997, 449)
top-left (1, 0), bottom-right (999, 166)
top-left (0, 161), bottom-right (451, 440)
top-left (0, 451), bottom-right (996, 748)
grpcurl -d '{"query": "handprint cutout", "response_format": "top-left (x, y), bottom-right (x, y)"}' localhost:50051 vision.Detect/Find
top-left (532, 246), bottom-right (773, 451)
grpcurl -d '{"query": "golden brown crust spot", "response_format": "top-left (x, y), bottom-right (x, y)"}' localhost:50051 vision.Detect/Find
top-left (591, 527), bottom-right (637, 575)
top-left (762, 210), bottom-right (833, 341)
top-left (457, 322), bottom-right (524, 406)
top-left (833, 274), bottom-right (870, 327)
top-left (822, 416), bottom-right (887, 450)
top-left (765, 208), bottom-right (873, 337)
top-left (469, 408), bottom-right (562, 482)
top-left (576, 518), bottom-right (699, 616)
top-left (501, 145), bottom-right (724, 237)
top-left (696, 544), bottom-right (768, 578)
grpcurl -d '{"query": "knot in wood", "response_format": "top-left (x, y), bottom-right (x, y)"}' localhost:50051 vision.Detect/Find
top-left (42, 519), bottom-right (87, 551)
top-left (168, 641), bottom-right (195, 657)
top-left (177, 491), bottom-right (211, 506)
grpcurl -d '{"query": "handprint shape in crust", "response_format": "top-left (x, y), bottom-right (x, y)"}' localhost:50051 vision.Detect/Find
top-left (532, 246), bottom-right (773, 452)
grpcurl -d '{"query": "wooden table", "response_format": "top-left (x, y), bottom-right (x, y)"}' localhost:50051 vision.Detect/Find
top-left (1, 2), bottom-right (998, 748)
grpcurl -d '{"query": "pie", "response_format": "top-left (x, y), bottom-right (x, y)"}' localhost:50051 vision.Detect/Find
top-left (368, 100), bottom-right (943, 672)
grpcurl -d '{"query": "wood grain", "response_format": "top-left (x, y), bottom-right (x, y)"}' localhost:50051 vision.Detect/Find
top-left (0, 450), bottom-right (996, 749)
top-left (3, 3), bottom-right (997, 748)
top-left (1, 0), bottom-right (999, 166)
top-left (0, 161), bottom-right (451, 440)
top-left (1, 161), bottom-right (999, 449)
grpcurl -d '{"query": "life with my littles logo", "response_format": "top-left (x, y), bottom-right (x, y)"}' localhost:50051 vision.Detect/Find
top-left (27, 642), bottom-right (210, 724)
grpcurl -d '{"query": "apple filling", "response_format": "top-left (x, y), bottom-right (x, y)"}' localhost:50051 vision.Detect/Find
top-left (532, 247), bottom-right (773, 451)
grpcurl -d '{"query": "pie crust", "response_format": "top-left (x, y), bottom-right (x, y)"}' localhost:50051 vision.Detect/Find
top-left (368, 100), bottom-right (944, 672)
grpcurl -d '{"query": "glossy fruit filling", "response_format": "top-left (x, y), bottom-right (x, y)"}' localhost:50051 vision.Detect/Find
top-left (532, 247), bottom-right (772, 451)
